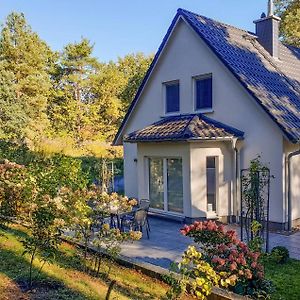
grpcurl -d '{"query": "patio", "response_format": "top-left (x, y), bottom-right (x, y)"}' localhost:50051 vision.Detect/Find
top-left (120, 216), bottom-right (300, 269)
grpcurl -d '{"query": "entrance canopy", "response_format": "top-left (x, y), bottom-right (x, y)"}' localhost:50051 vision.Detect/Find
top-left (124, 114), bottom-right (244, 143)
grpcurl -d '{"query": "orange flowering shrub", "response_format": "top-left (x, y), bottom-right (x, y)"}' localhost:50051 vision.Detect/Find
top-left (181, 221), bottom-right (273, 298)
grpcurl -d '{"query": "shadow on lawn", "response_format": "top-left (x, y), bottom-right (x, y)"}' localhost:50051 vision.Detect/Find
top-left (0, 247), bottom-right (88, 300)
top-left (0, 225), bottom-right (167, 300)
top-left (53, 244), bottom-right (168, 300)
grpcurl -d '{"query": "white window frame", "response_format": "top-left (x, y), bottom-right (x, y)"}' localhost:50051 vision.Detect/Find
top-left (146, 156), bottom-right (184, 216)
top-left (206, 156), bottom-right (219, 215)
top-left (192, 73), bottom-right (213, 113)
top-left (163, 80), bottom-right (180, 116)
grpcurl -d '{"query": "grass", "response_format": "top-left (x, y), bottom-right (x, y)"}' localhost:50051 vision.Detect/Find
top-left (0, 224), bottom-right (176, 300)
top-left (3, 223), bottom-right (298, 300)
top-left (265, 258), bottom-right (300, 300)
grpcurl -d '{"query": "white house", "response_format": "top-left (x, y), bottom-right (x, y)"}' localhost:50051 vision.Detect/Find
top-left (113, 3), bottom-right (300, 230)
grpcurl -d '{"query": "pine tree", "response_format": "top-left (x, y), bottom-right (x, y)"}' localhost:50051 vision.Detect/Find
top-left (0, 12), bottom-right (54, 146)
top-left (49, 38), bottom-right (100, 145)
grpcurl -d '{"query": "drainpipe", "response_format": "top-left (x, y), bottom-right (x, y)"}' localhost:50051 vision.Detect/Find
top-left (232, 138), bottom-right (239, 223)
top-left (287, 149), bottom-right (300, 231)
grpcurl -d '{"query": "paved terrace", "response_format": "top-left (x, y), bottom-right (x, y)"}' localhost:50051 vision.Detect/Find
top-left (120, 217), bottom-right (300, 269)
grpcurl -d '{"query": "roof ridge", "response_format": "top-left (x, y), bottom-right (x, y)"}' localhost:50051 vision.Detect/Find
top-left (178, 8), bottom-right (255, 36)
top-left (181, 114), bottom-right (197, 138)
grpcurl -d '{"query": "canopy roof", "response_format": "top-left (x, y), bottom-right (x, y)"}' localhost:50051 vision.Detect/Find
top-left (124, 114), bottom-right (244, 143)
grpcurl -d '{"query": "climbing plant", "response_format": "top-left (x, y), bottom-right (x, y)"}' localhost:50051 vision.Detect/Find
top-left (240, 156), bottom-right (271, 252)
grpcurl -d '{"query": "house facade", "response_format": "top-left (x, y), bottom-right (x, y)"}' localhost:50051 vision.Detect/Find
top-left (113, 5), bottom-right (300, 230)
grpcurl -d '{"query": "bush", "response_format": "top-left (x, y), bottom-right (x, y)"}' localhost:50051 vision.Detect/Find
top-left (270, 246), bottom-right (289, 264)
top-left (168, 245), bottom-right (236, 300)
top-left (181, 220), bottom-right (273, 299)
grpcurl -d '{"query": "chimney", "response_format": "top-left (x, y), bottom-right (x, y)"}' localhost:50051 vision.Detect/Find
top-left (253, 0), bottom-right (281, 59)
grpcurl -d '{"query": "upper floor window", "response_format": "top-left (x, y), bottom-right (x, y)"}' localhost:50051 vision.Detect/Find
top-left (195, 75), bottom-right (212, 111)
top-left (165, 81), bottom-right (180, 114)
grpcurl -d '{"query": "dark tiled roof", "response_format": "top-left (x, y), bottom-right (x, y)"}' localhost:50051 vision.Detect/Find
top-left (113, 8), bottom-right (300, 145)
top-left (124, 114), bottom-right (244, 142)
top-left (180, 9), bottom-right (300, 143)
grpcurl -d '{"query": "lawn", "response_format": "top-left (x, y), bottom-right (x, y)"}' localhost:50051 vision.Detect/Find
top-left (1, 223), bottom-right (299, 300)
top-left (0, 223), bottom-right (174, 300)
top-left (265, 258), bottom-right (300, 300)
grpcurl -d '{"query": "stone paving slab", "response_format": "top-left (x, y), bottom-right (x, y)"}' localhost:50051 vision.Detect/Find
top-left (120, 217), bottom-right (300, 269)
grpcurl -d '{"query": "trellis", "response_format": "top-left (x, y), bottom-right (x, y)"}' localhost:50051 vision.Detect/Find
top-left (240, 167), bottom-right (270, 252)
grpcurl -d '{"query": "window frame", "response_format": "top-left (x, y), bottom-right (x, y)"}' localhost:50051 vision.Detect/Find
top-left (193, 73), bottom-right (213, 113)
top-left (206, 156), bottom-right (219, 214)
top-left (146, 156), bottom-right (184, 216)
top-left (163, 80), bottom-right (180, 115)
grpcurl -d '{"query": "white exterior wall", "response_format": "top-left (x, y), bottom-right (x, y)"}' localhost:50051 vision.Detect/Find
top-left (190, 142), bottom-right (233, 219)
top-left (122, 18), bottom-right (285, 223)
top-left (123, 142), bottom-right (138, 198)
top-left (284, 141), bottom-right (300, 223)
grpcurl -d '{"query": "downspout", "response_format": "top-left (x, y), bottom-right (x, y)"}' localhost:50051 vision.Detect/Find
top-left (287, 149), bottom-right (300, 231)
top-left (232, 138), bottom-right (239, 223)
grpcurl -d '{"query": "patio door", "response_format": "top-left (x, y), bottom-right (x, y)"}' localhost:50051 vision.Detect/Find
top-left (148, 158), bottom-right (183, 214)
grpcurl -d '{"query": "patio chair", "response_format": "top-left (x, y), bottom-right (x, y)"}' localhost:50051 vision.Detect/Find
top-left (121, 209), bottom-right (150, 239)
top-left (139, 199), bottom-right (151, 231)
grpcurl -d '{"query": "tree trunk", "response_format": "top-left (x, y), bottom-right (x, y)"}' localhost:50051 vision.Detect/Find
top-left (29, 247), bottom-right (37, 289)
top-left (105, 280), bottom-right (116, 300)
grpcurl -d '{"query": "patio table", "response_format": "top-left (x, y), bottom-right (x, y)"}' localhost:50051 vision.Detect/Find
top-left (109, 207), bottom-right (139, 230)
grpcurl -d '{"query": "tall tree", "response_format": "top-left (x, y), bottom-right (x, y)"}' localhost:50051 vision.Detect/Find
top-left (118, 53), bottom-right (153, 112)
top-left (0, 13), bottom-right (54, 146)
top-left (275, 0), bottom-right (300, 47)
top-left (49, 38), bottom-right (99, 144)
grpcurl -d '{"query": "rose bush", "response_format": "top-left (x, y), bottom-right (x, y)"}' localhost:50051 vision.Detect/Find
top-left (181, 220), bottom-right (273, 298)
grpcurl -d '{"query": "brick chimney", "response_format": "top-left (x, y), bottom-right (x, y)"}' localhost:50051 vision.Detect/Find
top-left (253, 0), bottom-right (281, 59)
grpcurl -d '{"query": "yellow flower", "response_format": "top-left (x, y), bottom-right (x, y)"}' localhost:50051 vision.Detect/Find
top-left (102, 223), bottom-right (110, 231)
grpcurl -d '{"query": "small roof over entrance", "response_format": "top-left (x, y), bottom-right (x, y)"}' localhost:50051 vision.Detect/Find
top-left (124, 114), bottom-right (244, 143)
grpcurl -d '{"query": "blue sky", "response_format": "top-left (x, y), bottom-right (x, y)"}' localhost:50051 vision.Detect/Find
top-left (0, 0), bottom-right (267, 62)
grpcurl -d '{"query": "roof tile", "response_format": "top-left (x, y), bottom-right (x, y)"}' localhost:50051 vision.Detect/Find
top-left (124, 114), bottom-right (244, 142)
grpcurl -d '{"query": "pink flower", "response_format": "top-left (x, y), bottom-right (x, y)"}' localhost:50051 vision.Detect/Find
top-left (257, 271), bottom-right (264, 279)
top-left (218, 224), bottom-right (225, 233)
top-left (218, 258), bottom-right (226, 266)
top-left (212, 257), bottom-right (218, 264)
top-left (230, 262), bottom-right (237, 271)
top-left (244, 269), bottom-right (252, 280)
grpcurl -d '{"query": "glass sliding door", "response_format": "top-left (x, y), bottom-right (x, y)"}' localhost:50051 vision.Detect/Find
top-left (167, 158), bottom-right (183, 213)
top-left (148, 157), bottom-right (183, 214)
top-left (149, 158), bottom-right (164, 210)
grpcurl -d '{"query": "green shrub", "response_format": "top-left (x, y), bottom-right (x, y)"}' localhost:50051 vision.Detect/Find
top-left (271, 246), bottom-right (289, 264)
